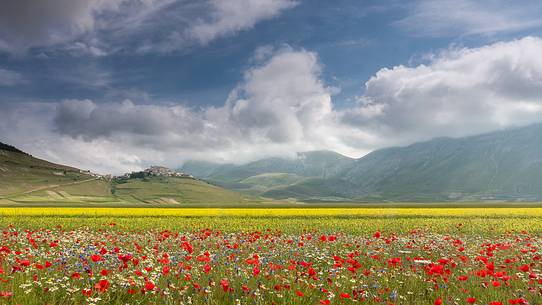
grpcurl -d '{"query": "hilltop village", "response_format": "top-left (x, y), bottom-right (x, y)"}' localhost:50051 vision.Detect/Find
top-left (119, 166), bottom-right (194, 179)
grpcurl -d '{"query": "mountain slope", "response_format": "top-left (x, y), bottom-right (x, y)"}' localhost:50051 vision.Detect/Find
top-left (0, 142), bottom-right (103, 197)
top-left (182, 150), bottom-right (354, 182)
top-left (339, 124), bottom-right (542, 201)
top-left (191, 124), bottom-right (542, 202)
top-left (180, 150), bottom-right (355, 197)
top-left (0, 142), bottom-right (256, 206)
top-left (112, 176), bottom-right (257, 205)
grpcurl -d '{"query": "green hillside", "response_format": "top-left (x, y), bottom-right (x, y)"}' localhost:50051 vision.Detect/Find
top-left (0, 145), bottom-right (100, 197)
top-left (0, 142), bottom-right (257, 206)
top-left (182, 151), bottom-right (354, 181)
top-left (339, 124), bottom-right (542, 201)
top-left (112, 176), bottom-right (258, 205)
top-left (241, 173), bottom-right (304, 189)
top-left (183, 124), bottom-right (542, 202)
top-left (181, 150), bottom-right (355, 198)
top-left (272, 124), bottom-right (542, 201)
top-left (262, 177), bottom-right (359, 202)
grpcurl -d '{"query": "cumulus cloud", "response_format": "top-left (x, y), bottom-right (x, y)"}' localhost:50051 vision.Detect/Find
top-left (5, 37), bottom-right (542, 173)
top-left (0, 0), bottom-right (297, 55)
top-left (49, 47), bottom-right (353, 167)
top-left (341, 37), bottom-right (542, 144)
top-left (396, 0), bottom-right (542, 37)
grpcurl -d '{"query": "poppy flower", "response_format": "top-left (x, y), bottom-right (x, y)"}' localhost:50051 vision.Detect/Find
top-left (90, 254), bottom-right (103, 263)
top-left (94, 279), bottom-right (110, 293)
top-left (144, 281), bottom-right (155, 291)
top-left (203, 263), bottom-right (211, 274)
top-left (71, 272), bottom-right (82, 279)
top-left (340, 293), bottom-right (351, 299)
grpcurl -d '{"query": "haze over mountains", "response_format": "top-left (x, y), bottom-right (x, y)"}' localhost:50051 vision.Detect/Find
top-left (181, 123), bottom-right (542, 202)
top-left (3, 123), bottom-right (542, 203)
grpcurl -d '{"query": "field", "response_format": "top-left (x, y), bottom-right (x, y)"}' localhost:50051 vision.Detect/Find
top-left (0, 207), bottom-right (540, 305)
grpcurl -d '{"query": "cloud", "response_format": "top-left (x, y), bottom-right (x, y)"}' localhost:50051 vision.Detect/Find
top-left (342, 36), bottom-right (542, 144)
top-left (0, 0), bottom-right (126, 54)
top-left (188, 0), bottom-right (298, 45)
top-left (5, 37), bottom-right (542, 173)
top-left (49, 47), bottom-right (348, 168)
top-left (395, 0), bottom-right (542, 37)
top-left (0, 68), bottom-right (25, 86)
top-left (0, 0), bottom-right (297, 55)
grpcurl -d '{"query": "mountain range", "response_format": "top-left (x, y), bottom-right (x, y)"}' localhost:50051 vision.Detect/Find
top-left (3, 123), bottom-right (542, 204)
top-left (181, 123), bottom-right (542, 202)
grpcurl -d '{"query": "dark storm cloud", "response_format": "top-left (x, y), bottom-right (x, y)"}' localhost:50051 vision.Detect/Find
top-left (0, 0), bottom-right (298, 55)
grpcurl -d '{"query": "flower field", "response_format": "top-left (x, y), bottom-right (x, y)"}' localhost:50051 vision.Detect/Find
top-left (0, 207), bottom-right (541, 304)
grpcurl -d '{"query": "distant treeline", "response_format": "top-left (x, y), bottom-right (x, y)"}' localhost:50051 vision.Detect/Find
top-left (0, 142), bottom-right (27, 155)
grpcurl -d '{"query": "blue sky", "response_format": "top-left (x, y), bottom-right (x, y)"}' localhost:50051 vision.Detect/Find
top-left (2, 0), bottom-right (542, 173)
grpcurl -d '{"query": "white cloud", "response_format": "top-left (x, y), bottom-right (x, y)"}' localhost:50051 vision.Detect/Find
top-left (189, 0), bottom-right (298, 45)
top-left (0, 68), bottom-right (25, 86)
top-left (4, 38), bottom-right (542, 173)
top-left (0, 0), bottom-right (297, 55)
top-left (343, 36), bottom-right (542, 145)
top-left (396, 0), bottom-right (542, 37)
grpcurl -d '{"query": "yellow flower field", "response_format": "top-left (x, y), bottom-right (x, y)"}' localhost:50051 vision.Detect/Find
top-left (2, 207), bottom-right (542, 217)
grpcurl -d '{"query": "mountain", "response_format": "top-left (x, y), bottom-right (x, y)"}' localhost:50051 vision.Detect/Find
top-left (180, 150), bottom-right (355, 195)
top-left (339, 124), bottom-right (542, 201)
top-left (0, 142), bottom-right (256, 206)
top-left (272, 124), bottom-right (542, 201)
top-left (0, 141), bottom-right (109, 198)
top-left (183, 124), bottom-right (542, 202)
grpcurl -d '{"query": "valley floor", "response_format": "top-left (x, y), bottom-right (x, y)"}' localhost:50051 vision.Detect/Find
top-left (0, 207), bottom-right (540, 304)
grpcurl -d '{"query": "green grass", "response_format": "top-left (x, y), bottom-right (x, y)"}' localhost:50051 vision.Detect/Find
top-left (240, 172), bottom-right (304, 191)
top-left (0, 150), bottom-right (96, 196)
top-left (112, 176), bottom-right (259, 205)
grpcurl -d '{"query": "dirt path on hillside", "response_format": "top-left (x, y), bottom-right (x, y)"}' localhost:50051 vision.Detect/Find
top-left (0, 178), bottom-right (99, 199)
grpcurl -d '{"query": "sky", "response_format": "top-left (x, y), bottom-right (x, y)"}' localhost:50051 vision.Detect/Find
top-left (2, 0), bottom-right (542, 174)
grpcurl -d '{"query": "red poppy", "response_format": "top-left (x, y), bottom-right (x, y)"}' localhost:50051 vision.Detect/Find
top-left (0, 291), bottom-right (12, 298)
top-left (94, 279), bottom-right (110, 293)
top-left (90, 254), bottom-right (103, 263)
top-left (220, 279), bottom-right (229, 292)
top-left (340, 293), bottom-right (351, 299)
top-left (203, 263), bottom-right (211, 274)
top-left (144, 281), bottom-right (155, 291)
top-left (71, 272), bottom-right (82, 279)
